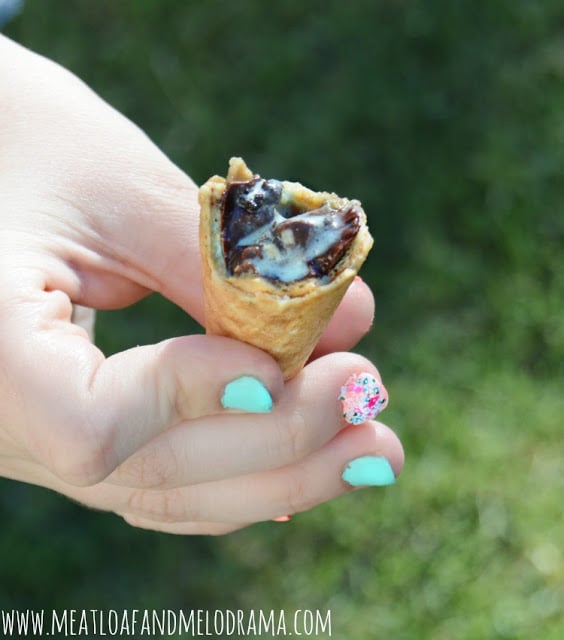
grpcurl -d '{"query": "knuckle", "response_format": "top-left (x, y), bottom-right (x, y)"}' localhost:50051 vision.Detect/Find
top-left (275, 406), bottom-right (309, 463)
top-left (118, 441), bottom-right (178, 490)
top-left (126, 487), bottom-right (194, 523)
top-left (48, 416), bottom-right (117, 487)
top-left (284, 466), bottom-right (316, 515)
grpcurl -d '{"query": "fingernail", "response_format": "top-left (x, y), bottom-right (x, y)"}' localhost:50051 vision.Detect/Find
top-left (339, 372), bottom-right (388, 425)
top-left (272, 515), bottom-right (292, 522)
top-left (342, 456), bottom-right (396, 487)
top-left (221, 376), bottom-right (273, 413)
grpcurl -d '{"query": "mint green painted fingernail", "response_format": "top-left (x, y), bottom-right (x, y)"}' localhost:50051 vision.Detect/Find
top-left (342, 456), bottom-right (396, 487)
top-left (221, 376), bottom-right (273, 413)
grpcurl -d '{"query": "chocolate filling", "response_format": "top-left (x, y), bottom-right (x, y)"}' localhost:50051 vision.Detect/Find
top-left (221, 177), bottom-right (360, 283)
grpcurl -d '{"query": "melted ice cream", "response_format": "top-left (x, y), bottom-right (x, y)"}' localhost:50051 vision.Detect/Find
top-left (222, 177), bottom-right (360, 283)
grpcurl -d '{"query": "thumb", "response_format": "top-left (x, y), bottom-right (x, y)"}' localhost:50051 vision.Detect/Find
top-left (1, 35), bottom-right (205, 321)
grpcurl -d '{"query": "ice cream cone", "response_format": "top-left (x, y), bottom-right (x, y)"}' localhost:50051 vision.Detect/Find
top-left (198, 157), bottom-right (373, 380)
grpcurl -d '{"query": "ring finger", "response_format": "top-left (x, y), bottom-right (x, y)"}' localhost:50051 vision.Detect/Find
top-left (116, 419), bottom-right (403, 527)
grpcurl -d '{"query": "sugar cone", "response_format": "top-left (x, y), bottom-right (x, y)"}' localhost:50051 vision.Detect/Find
top-left (198, 157), bottom-right (373, 380)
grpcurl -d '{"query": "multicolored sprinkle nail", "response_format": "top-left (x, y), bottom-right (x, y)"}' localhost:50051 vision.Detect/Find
top-left (339, 372), bottom-right (388, 425)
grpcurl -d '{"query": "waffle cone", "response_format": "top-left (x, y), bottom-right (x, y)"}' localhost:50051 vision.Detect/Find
top-left (199, 158), bottom-right (373, 380)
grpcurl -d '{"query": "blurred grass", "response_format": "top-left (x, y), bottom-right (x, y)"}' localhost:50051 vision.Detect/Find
top-left (1, 0), bottom-right (563, 638)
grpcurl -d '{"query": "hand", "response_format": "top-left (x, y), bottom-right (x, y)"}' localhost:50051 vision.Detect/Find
top-left (0, 35), bottom-right (404, 534)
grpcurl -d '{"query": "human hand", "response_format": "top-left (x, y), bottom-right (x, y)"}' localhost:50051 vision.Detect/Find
top-left (0, 35), bottom-right (404, 534)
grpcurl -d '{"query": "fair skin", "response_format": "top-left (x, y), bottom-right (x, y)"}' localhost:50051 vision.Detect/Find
top-left (0, 35), bottom-right (404, 535)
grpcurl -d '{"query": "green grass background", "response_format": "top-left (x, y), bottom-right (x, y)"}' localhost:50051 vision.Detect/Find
top-left (1, 1), bottom-right (563, 638)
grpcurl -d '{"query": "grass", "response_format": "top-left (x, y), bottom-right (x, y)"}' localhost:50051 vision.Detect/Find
top-left (1, 1), bottom-right (563, 638)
